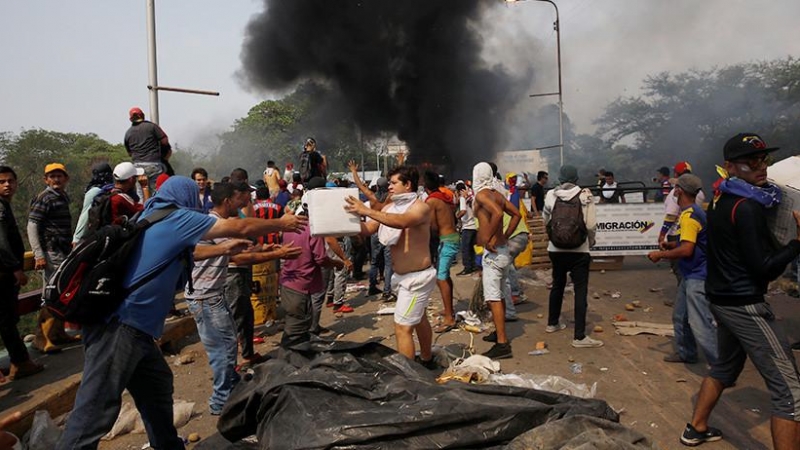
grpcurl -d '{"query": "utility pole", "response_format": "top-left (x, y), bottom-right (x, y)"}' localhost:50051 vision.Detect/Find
top-left (144, 0), bottom-right (219, 125)
top-left (146, 0), bottom-right (159, 124)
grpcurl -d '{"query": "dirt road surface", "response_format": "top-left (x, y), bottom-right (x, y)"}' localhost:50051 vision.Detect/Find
top-left (4, 257), bottom-right (798, 449)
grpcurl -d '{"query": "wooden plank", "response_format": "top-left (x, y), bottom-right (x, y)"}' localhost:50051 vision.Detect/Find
top-left (158, 316), bottom-right (197, 349)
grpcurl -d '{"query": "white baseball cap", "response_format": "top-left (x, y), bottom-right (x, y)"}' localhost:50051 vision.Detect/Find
top-left (113, 162), bottom-right (145, 181)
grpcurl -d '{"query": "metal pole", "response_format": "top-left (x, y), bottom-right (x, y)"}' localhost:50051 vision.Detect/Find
top-left (149, 85), bottom-right (220, 96)
top-left (551, 1), bottom-right (564, 166)
top-left (509, 0), bottom-right (564, 165)
top-left (536, 0), bottom-right (563, 166)
top-left (146, 0), bottom-right (160, 124)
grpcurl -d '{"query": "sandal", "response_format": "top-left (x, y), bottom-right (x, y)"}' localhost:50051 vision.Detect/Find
top-left (433, 323), bottom-right (456, 334)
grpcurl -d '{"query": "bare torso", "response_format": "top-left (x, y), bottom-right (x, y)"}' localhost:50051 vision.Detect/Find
top-left (386, 200), bottom-right (432, 274)
top-left (426, 197), bottom-right (457, 237)
top-left (474, 189), bottom-right (509, 250)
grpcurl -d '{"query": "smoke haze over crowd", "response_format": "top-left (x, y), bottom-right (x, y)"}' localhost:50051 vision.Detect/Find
top-left (240, 0), bottom-right (532, 173)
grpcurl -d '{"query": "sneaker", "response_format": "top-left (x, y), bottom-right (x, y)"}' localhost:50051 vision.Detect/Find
top-left (381, 293), bottom-right (397, 303)
top-left (367, 286), bottom-right (381, 296)
top-left (334, 304), bottom-right (354, 313)
top-left (571, 336), bottom-right (604, 348)
top-left (456, 269), bottom-right (474, 277)
top-left (482, 331), bottom-right (497, 342)
top-left (680, 423), bottom-right (722, 446)
top-left (545, 323), bottom-right (567, 333)
top-left (482, 343), bottom-right (512, 360)
top-left (512, 294), bottom-right (529, 305)
top-left (242, 352), bottom-right (269, 364)
top-left (505, 315), bottom-right (519, 322)
top-left (325, 301), bottom-right (334, 308)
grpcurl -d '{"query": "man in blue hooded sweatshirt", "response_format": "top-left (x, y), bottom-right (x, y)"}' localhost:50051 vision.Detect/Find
top-left (57, 176), bottom-right (307, 450)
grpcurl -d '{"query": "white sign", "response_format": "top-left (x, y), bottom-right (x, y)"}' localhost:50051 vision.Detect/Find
top-left (590, 203), bottom-right (663, 256)
top-left (496, 149), bottom-right (548, 178)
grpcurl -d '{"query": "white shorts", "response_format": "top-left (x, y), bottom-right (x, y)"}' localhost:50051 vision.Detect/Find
top-left (482, 246), bottom-right (512, 302)
top-left (391, 266), bottom-right (437, 326)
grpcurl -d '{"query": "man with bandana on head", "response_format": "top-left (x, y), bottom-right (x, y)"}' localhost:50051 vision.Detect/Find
top-left (680, 133), bottom-right (800, 449)
top-left (471, 162), bottom-right (521, 360)
top-left (56, 176), bottom-right (307, 450)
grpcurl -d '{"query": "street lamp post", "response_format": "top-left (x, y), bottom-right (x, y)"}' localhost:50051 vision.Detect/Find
top-left (506, 0), bottom-right (564, 166)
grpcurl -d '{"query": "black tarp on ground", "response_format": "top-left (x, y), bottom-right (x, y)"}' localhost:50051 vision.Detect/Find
top-left (211, 341), bottom-right (626, 450)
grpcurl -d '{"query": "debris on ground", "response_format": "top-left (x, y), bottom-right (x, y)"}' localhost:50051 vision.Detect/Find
top-left (614, 321), bottom-right (674, 337)
top-left (212, 341), bottom-right (627, 450)
top-left (376, 305), bottom-right (395, 315)
top-left (611, 291), bottom-right (621, 299)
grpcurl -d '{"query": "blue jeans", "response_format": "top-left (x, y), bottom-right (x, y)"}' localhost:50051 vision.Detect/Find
top-left (225, 269), bottom-right (254, 358)
top-left (505, 233), bottom-right (528, 297)
top-left (683, 278), bottom-right (718, 365)
top-left (57, 320), bottom-right (185, 450)
top-left (187, 295), bottom-right (241, 414)
top-left (460, 229), bottom-right (477, 272)
top-left (333, 237), bottom-right (351, 305)
top-left (369, 234), bottom-right (393, 294)
top-left (673, 278), bottom-right (699, 362)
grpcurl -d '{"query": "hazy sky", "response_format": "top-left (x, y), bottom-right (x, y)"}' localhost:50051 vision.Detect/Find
top-left (1, 0), bottom-right (798, 153)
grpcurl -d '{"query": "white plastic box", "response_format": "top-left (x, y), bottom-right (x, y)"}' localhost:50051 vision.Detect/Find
top-left (766, 155), bottom-right (800, 245)
top-left (305, 188), bottom-right (362, 237)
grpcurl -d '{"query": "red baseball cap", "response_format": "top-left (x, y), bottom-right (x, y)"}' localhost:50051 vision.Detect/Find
top-left (673, 161), bottom-right (693, 176)
top-left (129, 107), bottom-right (144, 122)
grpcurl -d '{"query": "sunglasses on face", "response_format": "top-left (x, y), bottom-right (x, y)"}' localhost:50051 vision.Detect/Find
top-left (733, 154), bottom-right (772, 171)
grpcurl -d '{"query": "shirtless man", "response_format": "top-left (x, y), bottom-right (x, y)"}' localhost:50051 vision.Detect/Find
top-left (344, 166), bottom-right (437, 367)
top-left (423, 171), bottom-right (459, 332)
top-left (472, 162), bottom-right (521, 360)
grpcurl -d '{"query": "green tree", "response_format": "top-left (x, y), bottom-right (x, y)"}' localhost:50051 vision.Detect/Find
top-left (593, 57), bottom-right (800, 184)
top-left (0, 129), bottom-right (128, 243)
top-left (212, 81), bottom-right (364, 181)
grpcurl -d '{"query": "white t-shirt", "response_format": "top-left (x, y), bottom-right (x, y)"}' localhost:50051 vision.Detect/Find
top-left (459, 196), bottom-right (476, 230)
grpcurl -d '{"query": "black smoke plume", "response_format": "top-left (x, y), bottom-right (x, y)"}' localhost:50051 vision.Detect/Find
top-left (240, 0), bottom-right (531, 175)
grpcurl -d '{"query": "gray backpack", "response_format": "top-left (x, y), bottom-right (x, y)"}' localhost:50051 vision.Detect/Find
top-left (546, 192), bottom-right (588, 249)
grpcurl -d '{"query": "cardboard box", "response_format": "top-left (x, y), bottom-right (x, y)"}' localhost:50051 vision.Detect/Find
top-left (306, 188), bottom-right (362, 237)
top-left (766, 156), bottom-right (800, 245)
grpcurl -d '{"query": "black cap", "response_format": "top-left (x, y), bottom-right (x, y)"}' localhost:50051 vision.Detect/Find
top-left (657, 166), bottom-right (670, 176)
top-left (723, 133), bottom-right (779, 161)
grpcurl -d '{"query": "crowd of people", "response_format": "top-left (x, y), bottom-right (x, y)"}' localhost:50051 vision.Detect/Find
top-left (0, 115), bottom-right (798, 449)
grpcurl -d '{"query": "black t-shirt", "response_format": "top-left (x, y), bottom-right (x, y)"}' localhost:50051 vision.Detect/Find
top-left (706, 193), bottom-right (800, 304)
top-left (124, 121), bottom-right (167, 163)
top-left (531, 183), bottom-right (545, 211)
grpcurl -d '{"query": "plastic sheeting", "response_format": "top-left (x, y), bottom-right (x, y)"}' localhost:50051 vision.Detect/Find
top-left (213, 341), bottom-right (622, 449)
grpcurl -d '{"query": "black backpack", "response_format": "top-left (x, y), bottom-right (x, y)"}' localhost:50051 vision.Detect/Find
top-left (546, 192), bottom-right (588, 249)
top-left (85, 187), bottom-right (122, 235)
top-left (43, 207), bottom-right (180, 324)
top-left (299, 150), bottom-right (312, 182)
